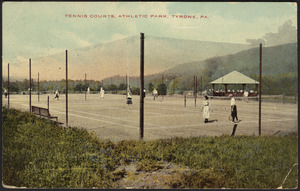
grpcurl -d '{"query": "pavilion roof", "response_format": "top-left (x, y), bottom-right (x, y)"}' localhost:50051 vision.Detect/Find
top-left (210, 70), bottom-right (259, 84)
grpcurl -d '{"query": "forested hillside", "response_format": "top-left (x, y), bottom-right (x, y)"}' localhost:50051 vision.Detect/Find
top-left (2, 43), bottom-right (297, 96)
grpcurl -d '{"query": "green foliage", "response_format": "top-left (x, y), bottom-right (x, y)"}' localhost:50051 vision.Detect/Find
top-left (118, 83), bottom-right (126, 91)
top-left (169, 168), bottom-right (231, 188)
top-left (251, 73), bottom-right (297, 96)
top-left (2, 107), bottom-right (298, 188)
top-left (131, 87), bottom-right (140, 95)
top-left (2, 79), bottom-right (104, 94)
top-left (106, 84), bottom-right (118, 92)
top-left (168, 78), bottom-right (180, 94)
top-left (157, 83), bottom-right (167, 95)
top-left (112, 136), bottom-right (298, 188)
top-left (147, 82), bottom-right (154, 92)
top-left (2, 107), bottom-right (114, 188)
top-left (74, 82), bottom-right (89, 91)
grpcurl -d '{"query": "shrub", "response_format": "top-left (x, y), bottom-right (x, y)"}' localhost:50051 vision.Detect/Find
top-left (2, 107), bottom-right (114, 188)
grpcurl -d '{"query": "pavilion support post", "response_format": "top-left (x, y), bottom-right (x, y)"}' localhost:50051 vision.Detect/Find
top-left (212, 84), bottom-right (215, 96)
top-left (242, 84), bottom-right (246, 93)
top-left (224, 84), bottom-right (228, 95)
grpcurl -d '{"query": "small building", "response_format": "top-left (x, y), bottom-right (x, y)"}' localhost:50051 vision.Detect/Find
top-left (210, 70), bottom-right (259, 97)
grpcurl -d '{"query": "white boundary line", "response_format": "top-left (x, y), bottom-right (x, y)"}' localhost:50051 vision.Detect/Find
top-left (50, 108), bottom-right (139, 130)
top-left (48, 105), bottom-right (160, 128)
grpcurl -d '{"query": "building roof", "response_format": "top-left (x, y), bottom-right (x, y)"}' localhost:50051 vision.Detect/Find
top-left (210, 70), bottom-right (259, 84)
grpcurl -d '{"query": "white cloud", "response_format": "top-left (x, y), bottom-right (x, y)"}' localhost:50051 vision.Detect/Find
top-left (16, 56), bottom-right (28, 63)
top-left (67, 31), bottom-right (93, 47)
top-left (110, 34), bottom-right (128, 41)
top-left (51, 29), bottom-right (92, 48)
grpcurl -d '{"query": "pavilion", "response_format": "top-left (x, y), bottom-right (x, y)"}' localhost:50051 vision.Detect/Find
top-left (210, 70), bottom-right (259, 96)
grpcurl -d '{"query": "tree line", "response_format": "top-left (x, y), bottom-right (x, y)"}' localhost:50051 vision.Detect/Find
top-left (2, 72), bottom-right (297, 96)
top-left (1, 78), bottom-right (168, 96)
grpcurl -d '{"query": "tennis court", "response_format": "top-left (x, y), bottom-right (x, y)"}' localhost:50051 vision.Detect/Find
top-left (3, 93), bottom-right (298, 142)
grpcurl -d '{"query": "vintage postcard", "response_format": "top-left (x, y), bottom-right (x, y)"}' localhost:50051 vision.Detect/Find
top-left (2, 1), bottom-right (298, 189)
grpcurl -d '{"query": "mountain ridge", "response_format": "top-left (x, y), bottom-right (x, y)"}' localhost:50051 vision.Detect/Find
top-left (5, 36), bottom-right (252, 81)
top-left (102, 42), bottom-right (297, 90)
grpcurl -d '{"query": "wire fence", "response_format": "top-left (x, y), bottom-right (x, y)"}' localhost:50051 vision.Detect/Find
top-left (3, 90), bottom-right (297, 105)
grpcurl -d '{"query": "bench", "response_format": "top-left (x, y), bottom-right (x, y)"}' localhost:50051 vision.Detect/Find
top-left (31, 106), bottom-right (62, 124)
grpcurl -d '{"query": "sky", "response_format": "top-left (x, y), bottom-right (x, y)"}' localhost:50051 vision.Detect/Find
top-left (2, 1), bottom-right (297, 79)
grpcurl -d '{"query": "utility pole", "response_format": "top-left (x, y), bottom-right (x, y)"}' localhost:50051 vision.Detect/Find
top-left (7, 63), bottom-right (9, 108)
top-left (173, 77), bottom-right (175, 94)
top-left (259, 43), bottom-right (262, 136)
top-left (200, 76), bottom-right (202, 96)
top-left (29, 59), bottom-right (32, 112)
top-left (126, 74), bottom-right (128, 96)
top-left (38, 72), bottom-right (40, 102)
top-left (66, 50), bottom-right (69, 128)
top-left (194, 76), bottom-right (197, 107)
top-left (85, 73), bottom-right (87, 101)
top-left (47, 96), bottom-right (49, 110)
top-left (140, 33), bottom-right (145, 139)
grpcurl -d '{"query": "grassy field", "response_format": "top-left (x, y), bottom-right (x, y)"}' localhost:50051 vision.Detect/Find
top-left (2, 107), bottom-right (298, 189)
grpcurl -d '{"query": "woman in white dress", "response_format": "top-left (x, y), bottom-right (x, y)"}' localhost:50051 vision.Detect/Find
top-left (202, 95), bottom-right (210, 123)
top-left (100, 87), bottom-right (105, 98)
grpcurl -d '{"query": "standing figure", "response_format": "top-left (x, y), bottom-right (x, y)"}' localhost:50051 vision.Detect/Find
top-left (201, 95), bottom-right (210, 123)
top-left (4, 89), bottom-right (7, 98)
top-left (87, 87), bottom-right (90, 94)
top-left (152, 88), bottom-right (158, 100)
top-left (230, 94), bottom-right (239, 123)
top-left (243, 91), bottom-right (249, 102)
top-left (126, 87), bottom-right (133, 104)
top-left (100, 87), bottom-right (105, 98)
top-left (53, 89), bottom-right (59, 100)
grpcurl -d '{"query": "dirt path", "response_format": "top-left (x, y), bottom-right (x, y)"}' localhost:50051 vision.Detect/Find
top-left (112, 161), bottom-right (190, 189)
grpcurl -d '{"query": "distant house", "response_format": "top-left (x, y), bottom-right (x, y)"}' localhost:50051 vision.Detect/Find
top-left (210, 70), bottom-right (259, 96)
